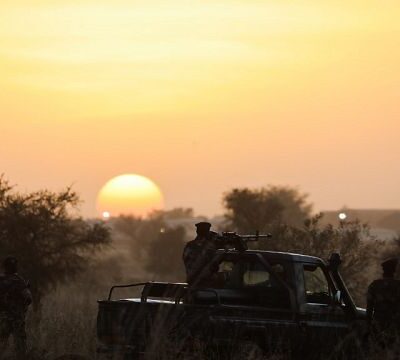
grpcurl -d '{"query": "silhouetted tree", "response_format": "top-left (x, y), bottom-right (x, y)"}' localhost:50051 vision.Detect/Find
top-left (0, 176), bottom-right (111, 311)
top-left (153, 208), bottom-right (194, 220)
top-left (260, 215), bottom-right (382, 304)
top-left (112, 214), bottom-right (166, 264)
top-left (223, 185), bottom-right (383, 305)
top-left (145, 226), bottom-right (186, 281)
top-left (112, 210), bottom-right (192, 280)
top-left (223, 185), bottom-right (312, 233)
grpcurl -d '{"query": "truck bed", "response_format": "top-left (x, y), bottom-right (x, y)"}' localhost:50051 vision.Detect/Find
top-left (97, 292), bottom-right (297, 353)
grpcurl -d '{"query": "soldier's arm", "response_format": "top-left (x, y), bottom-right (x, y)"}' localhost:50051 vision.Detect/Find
top-left (183, 242), bottom-right (199, 280)
top-left (182, 242), bottom-right (194, 264)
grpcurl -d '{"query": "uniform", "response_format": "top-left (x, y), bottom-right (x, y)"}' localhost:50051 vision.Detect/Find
top-left (183, 223), bottom-right (218, 286)
top-left (367, 258), bottom-right (400, 343)
top-left (367, 279), bottom-right (400, 327)
top-left (0, 273), bottom-right (32, 359)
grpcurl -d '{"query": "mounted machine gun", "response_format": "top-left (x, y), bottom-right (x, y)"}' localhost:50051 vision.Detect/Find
top-left (215, 231), bottom-right (272, 252)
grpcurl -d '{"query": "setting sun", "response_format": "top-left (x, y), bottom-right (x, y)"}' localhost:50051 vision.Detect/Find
top-left (96, 174), bottom-right (164, 218)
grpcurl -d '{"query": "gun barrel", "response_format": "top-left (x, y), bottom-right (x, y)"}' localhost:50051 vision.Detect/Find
top-left (240, 234), bottom-right (272, 240)
top-left (216, 232), bottom-right (272, 251)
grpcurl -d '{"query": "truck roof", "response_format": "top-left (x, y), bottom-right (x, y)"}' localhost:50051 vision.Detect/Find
top-left (216, 249), bottom-right (325, 264)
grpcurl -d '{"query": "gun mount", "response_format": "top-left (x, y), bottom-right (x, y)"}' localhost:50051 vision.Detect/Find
top-left (215, 231), bottom-right (272, 252)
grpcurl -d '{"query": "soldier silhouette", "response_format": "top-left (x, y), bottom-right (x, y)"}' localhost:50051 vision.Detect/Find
top-left (0, 256), bottom-right (32, 359)
top-left (182, 222), bottom-right (219, 286)
top-left (367, 257), bottom-right (400, 345)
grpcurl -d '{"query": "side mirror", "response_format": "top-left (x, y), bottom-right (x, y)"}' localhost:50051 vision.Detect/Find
top-left (333, 290), bottom-right (342, 305)
top-left (328, 253), bottom-right (342, 271)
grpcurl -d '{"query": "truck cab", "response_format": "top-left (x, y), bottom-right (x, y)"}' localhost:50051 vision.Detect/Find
top-left (97, 250), bottom-right (366, 359)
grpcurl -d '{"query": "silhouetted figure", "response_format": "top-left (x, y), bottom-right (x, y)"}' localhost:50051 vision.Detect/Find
top-left (367, 258), bottom-right (400, 345)
top-left (0, 256), bottom-right (32, 359)
top-left (182, 222), bottom-right (218, 286)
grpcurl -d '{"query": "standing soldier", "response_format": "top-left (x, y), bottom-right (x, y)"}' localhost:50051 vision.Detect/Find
top-left (0, 256), bottom-right (32, 359)
top-left (367, 257), bottom-right (400, 344)
top-left (182, 222), bottom-right (219, 286)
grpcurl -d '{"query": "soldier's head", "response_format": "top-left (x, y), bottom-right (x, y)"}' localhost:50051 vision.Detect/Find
top-left (2, 256), bottom-right (18, 275)
top-left (381, 258), bottom-right (398, 278)
top-left (195, 222), bottom-right (212, 237)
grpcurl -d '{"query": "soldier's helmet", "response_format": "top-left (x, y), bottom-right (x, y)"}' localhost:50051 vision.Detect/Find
top-left (381, 257), bottom-right (398, 276)
top-left (2, 256), bottom-right (18, 274)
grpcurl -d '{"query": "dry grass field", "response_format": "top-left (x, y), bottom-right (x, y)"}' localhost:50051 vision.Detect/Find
top-left (1, 230), bottom-right (395, 360)
top-left (25, 283), bottom-right (104, 359)
top-left (7, 279), bottom-right (396, 360)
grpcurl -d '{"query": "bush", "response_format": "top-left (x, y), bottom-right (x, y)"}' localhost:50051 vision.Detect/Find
top-left (0, 177), bottom-right (111, 311)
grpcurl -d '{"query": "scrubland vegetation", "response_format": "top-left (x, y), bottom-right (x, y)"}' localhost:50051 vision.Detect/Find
top-left (1, 178), bottom-right (400, 359)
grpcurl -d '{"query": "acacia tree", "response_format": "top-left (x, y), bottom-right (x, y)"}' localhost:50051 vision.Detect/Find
top-left (112, 210), bottom-right (190, 280)
top-left (0, 177), bottom-right (111, 310)
top-left (223, 185), bottom-right (312, 232)
top-left (261, 216), bottom-right (382, 304)
top-left (145, 226), bottom-right (187, 281)
top-left (223, 185), bottom-right (383, 305)
top-left (112, 214), bottom-right (166, 265)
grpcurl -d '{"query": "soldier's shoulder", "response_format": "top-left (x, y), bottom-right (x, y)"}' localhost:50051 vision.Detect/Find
top-left (185, 239), bottom-right (201, 247)
top-left (368, 278), bottom-right (400, 291)
top-left (9, 274), bottom-right (28, 288)
top-left (0, 275), bottom-right (17, 292)
top-left (183, 240), bottom-right (199, 254)
top-left (389, 279), bottom-right (400, 289)
top-left (379, 278), bottom-right (400, 286)
top-left (368, 279), bottom-right (384, 292)
top-left (369, 279), bottom-right (382, 286)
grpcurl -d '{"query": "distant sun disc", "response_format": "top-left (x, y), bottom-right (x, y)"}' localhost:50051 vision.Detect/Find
top-left (96, 174), bottom-right (164, 218)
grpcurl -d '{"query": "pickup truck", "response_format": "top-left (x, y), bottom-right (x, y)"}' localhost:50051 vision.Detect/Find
top-left (96, 250), bottom-right (367, 359)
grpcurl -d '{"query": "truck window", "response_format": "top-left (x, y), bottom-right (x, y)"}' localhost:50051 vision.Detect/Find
top-left (303, 265), bottom-right (332, 304)
top-left (243, 263), bottom-right (286, 287)
top-left (219, 260), bottom-right (286, 289)
top-left (214, 258), bottom-right (290, 308)
top-left (243, 261), bottom-right (270, 287)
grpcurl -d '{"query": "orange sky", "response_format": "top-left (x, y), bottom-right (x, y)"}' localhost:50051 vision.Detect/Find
top-left (0, 0), bottom-right (399, 217)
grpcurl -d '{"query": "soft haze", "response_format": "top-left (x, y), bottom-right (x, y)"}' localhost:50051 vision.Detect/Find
top-left (1, 0), bottom-right (399, 217)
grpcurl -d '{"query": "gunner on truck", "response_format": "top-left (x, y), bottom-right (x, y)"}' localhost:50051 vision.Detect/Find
top-left (182, 222), bottom-right (219, 286)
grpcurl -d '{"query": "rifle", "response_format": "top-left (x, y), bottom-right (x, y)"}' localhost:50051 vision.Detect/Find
top-left (215, 231), bottom-right (272, 252)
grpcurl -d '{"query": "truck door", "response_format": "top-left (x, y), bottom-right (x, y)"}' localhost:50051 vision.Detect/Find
top-left (298, 263), bottom-right (349, 351)
top-left (214, 255), bottom-right (292, 310)
top-left (205, 255), bottom-right (296, 349)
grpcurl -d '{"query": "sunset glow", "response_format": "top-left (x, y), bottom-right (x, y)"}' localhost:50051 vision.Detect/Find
top-left (1, 1), bottom-right (399, 216)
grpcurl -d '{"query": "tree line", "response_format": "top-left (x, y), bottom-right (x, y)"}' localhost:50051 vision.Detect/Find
top-left (0, 176), bottom-right (397, 310)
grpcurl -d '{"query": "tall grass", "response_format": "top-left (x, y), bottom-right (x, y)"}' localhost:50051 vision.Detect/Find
top-left (8, 247), bottom-right (398, 360)
top-left (13, 281), bottom-right (400, 360)
top-left (26, 282), bottom-right (104, 359)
